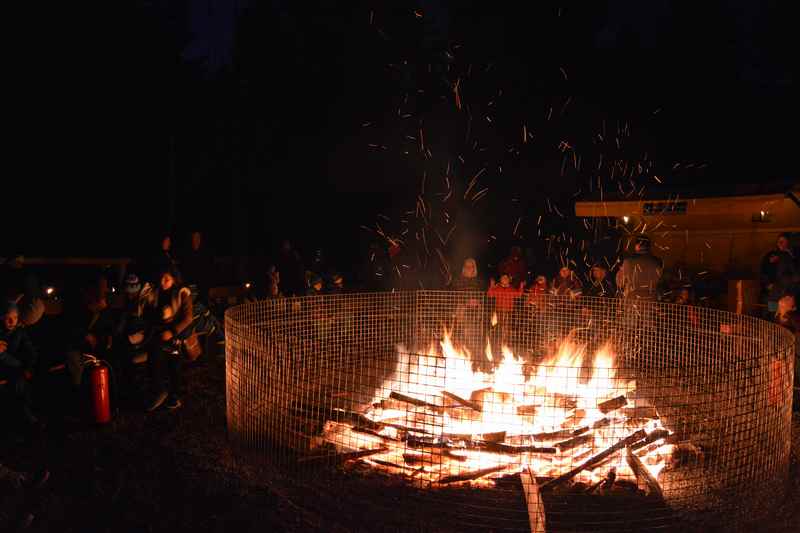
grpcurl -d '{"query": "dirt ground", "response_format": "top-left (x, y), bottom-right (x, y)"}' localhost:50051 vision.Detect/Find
top-left (1, 351), bottom-right (798, 533)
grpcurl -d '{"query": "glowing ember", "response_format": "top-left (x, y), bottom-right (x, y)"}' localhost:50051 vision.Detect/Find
top-left (317, 331), bottom-right (675, 488)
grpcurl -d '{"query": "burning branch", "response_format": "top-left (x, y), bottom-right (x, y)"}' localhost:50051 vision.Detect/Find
top-left (438, 465), bottom-right (507, 484)
top-left (625, 447), bottom-right (664, 499)
top-left (441, 390), bottom-right (482, 411)
top-left (540, 429), bottom-right (647, 490)
top-left (389, 391), bottom-right (442, 411)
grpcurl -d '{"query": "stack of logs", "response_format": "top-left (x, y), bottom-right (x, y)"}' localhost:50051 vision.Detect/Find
top-left (314, 387), bottom-right (677, 497)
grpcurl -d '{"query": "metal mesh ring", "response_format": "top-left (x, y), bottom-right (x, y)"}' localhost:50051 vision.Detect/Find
top-left (226, 292), bottom-right (794, 532)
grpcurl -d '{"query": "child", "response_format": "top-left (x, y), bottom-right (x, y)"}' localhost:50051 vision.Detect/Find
top-left (488, 275), bottom-right (525, 345)
top-left (0, 301), bottom-right (39, 427)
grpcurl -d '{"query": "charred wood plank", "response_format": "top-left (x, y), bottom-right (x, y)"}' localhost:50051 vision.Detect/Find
top-left (598, 395), bottom-right (628, 414)
top-left (476, 431), bottom-right (506, 443)
top-left (298, 446), bottom-right (388, 464)
top-left (389, 391), bottom-right (442, 411)
top-left (540, 429), bottom-right (647, 490)
top-left (437, 465), bottom-right (507, 484)
top-left (630, 428), bottom-right (671, 451)
top-left (441, 391), bottom-right (482, 412)
top-left (622, 406), bottom-right (659, 419)
top-left (555, 433), bottom-right (593, 452)
top-left (331, 408), bottom-right (384, 431)
top-left (625, 447), bottom-right (664, 499)
top-left (481, 442), bottom-right (557, 454)
top-left (403, 450), bottom-right (467, 465)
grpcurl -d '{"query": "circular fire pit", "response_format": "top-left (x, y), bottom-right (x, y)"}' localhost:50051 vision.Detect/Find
top-left (225, 292), bottom-right (794, 532)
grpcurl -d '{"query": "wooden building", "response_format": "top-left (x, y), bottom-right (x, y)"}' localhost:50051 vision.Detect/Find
top-left (575, 181), bottom-right (800, 310)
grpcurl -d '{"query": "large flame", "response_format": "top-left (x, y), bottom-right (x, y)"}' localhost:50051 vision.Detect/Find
top-left (320, 330), bottom-right (674, 488)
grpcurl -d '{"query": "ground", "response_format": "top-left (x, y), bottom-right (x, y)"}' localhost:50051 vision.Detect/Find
top-left (1, 352), bottom-right (798, 532)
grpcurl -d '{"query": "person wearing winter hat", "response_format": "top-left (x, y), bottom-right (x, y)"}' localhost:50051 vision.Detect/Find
top-left (0, 300), bottom-right (40, 427)
top-left (108, 273), bottom-right (149, 400)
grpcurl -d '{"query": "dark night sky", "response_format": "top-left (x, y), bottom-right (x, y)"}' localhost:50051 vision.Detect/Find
top-left (13, 1), bottom-right (796, 270)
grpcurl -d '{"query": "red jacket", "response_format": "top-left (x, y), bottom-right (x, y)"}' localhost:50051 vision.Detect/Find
top-left (488, 284), bottom-right (524, 312)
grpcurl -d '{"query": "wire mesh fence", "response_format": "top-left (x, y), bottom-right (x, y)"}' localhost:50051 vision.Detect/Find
top-left (225, 292), bottom-right (794, 532)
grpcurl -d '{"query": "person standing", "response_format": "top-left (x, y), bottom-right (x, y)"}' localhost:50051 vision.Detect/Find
top-left (761, 233), bottom-right (798, 316)
top-left (180, 230), bottom-right (215, 304)
top-left (616, 236), bottom-right (662, 301)
top-left (498, 246), bottom-right (527, 286)
top-left (616, 235), bottom-right (663, 362)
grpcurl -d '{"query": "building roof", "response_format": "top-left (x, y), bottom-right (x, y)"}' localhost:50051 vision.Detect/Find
top-left (580, 179), bottom-right (799, 203)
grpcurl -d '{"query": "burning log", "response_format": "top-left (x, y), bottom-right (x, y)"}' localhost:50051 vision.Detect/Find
top-left (554, 434), bottom-right (593, 452)
top-left (437, 465), bottom-right (507, 484)
top-left (406, 434), bottom-right (449, 448)
top-left (560, 409), bottom-right (587, 427)
top-left (370, 458), bottom-right (415, 471)
top-left (482, 442), bottom-right (557, 454)
top-left (630, 428), bottom-right (671, 451)
top-left (516, 404), bottom-right (539, 416)
top-left (331, 408), bottom-right (384, 431)
top-left (470, 389), bottom-right (513, 407)
top-left (298, 446), bottom-right (389, 464)
top-left (441, 391), bottom-right (482, 412)
top-left (403, 450), bottom-right (468, 465)
top-left (598, 395), bottom-right (628, 414)
top-left (625, 447), bottom-right (664, 499)
top-left (546, 393), bottom-right (578, 410)
top-left (476, 431), bottom-right (506, 443)
top-left (524, 425), bottom-right (591, 442)
top-left (389, 391), bottom-right (442, 411)
top-left (540, 429), bottom-right (647, 490)
top-left (520, 467), bottom-right (546, 533)
top-left (622, 406), bottom-right (659, 419)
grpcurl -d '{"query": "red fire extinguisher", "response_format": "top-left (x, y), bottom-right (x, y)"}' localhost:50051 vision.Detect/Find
top-left (86, 358), bottom-right (112, 424)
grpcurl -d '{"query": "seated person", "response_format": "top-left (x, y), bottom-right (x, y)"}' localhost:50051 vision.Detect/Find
top-left (64, 286), bottom-right (114, 388)
top-left (141, 265), bottom-right (193, 411)
top-left (109, 274), bottom-right (151, 397)
top-left (552, 266), bottom-right (582, 298)
top-left (0, 301), bottom-right (39, 427)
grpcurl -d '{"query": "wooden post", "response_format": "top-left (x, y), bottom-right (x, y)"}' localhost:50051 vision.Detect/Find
top-left (520, 467), bottom-right (546, 533)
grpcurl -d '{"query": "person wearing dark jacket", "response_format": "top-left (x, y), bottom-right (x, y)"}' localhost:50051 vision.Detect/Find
top-left (761, 233), bottom-right (798, 314)
top-left (277, 240), bottom-right (305, 296)
top-left (584, 264), bottom-right (614, 298)
top-left (449, 259), bottom-right (485, 362)
top-left (616, 236), bottom-right (662, 301)
top-left (141, 265), bottom-right (193, 411)
top-left (109, 274), bottom-right (150, 398)
top-left (0, 301), bottom-right (39, 426)
top-left (64, 286), bottom-right (115, 387)
top-left (497, 246), bottom-right (527, 285)
top-left (180, 231), bottom-right (215, 304)
top-left (617, 236), bottom-right (663, 362)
